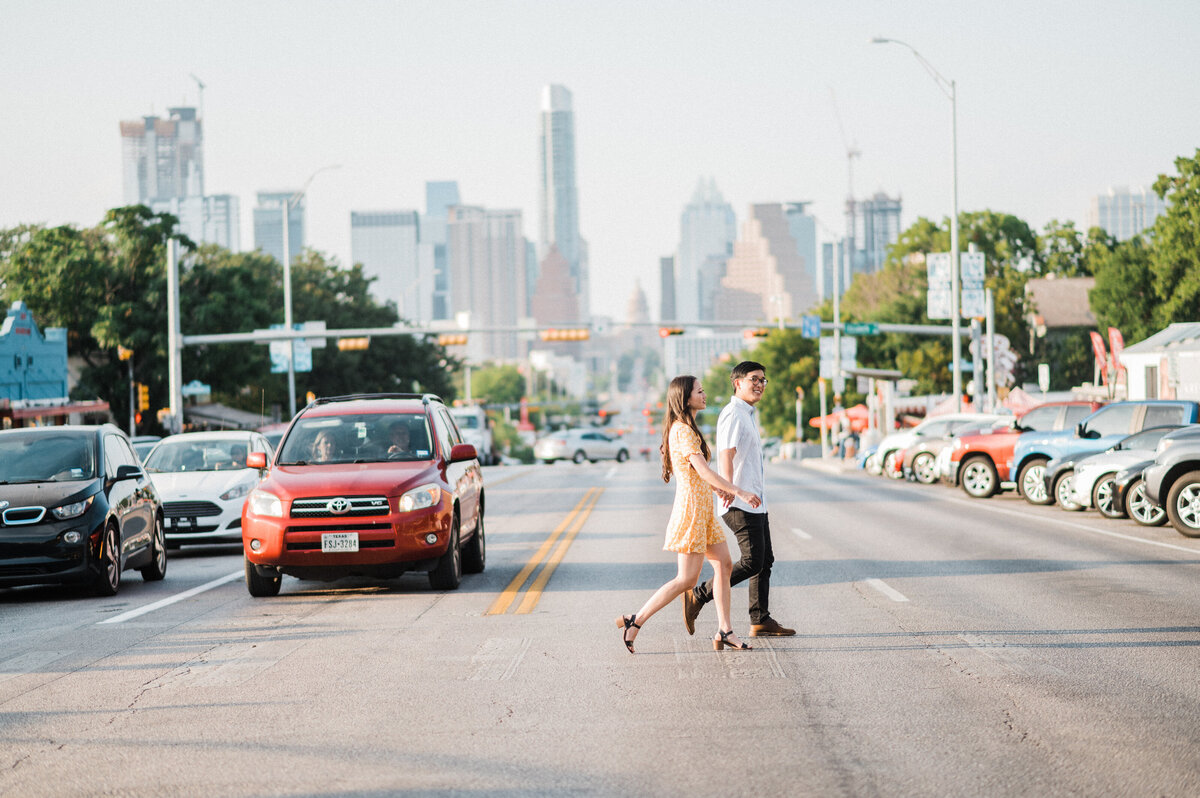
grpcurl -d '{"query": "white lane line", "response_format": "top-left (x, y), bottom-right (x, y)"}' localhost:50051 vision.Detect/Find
top-left (865, 578), bottom-right (910, 602)
top-left (940, 494), bottom-right (1200, 557)
top-left (97, 570), bottom-right (242, 625)
top-left (605, 466), bottom-right (618, 479)
top-left (790, 527), bottom-right (812, 540)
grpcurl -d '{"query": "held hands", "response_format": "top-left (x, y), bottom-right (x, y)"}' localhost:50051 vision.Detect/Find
top-left (716, 488), bottom-right (761, 509)
top-left (737, 489), bottom-right (762, 509)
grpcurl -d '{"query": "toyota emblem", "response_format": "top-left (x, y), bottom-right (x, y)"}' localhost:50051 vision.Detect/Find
top-left (326, 497), bottom-right (351, 515)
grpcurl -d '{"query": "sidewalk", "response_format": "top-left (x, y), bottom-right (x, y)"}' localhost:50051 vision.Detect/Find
top-left (774, 443), bottom-right (861, 475)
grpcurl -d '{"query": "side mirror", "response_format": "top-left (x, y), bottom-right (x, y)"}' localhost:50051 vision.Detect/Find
top-left (1075, 423), bottom-right (1087, 438)
top-left (114, 464), bottom-right (143, 482)
top-left (247, 452), bottom-right (267, 469)
top-left (450, 443), bottom-right (478, 463)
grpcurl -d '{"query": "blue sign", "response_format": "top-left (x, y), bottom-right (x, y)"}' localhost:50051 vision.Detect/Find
top-left (801, 315), bottom-right (822, 339)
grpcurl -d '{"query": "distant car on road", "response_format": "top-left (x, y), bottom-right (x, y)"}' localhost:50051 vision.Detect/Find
top-left (0, 424), bottom-right (166, 595)
top-left (450, 405), bottom-right (496, 465)
top-left (534, 428), bottom-right (630, 464)
top-left (241, 393), bottom-right (485, 596)
top-left (142, 430), bottom-right (274, 548)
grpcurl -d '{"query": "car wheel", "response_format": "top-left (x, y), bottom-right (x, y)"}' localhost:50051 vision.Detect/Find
top-left (429, 517), bottom-right (462, 590)
top-left (572, 450), bottom-right (587, 465)
top-left (538, 458), bottom-right (554, 465)
top-left (140, 514), bottom-right (168, 581)
top-left (960, 456), bottom-right (998, 498)
top-left (1054, 470), bottom-right (1083, 511)
top-left (882, 450), bottom-right (903, 479)
top-left (1019, 459), bottom-right (1053, 505)
top-left (92, 523), bottom-right (121, 597)
top-left (1092, 473), bottom-right (1123, 519)
top-left (462, 513), bottom-right (486, 574)
top-left (616, 449), bottom-right (629, 463)
top-left (1165, 470), bottom-right (1200, 538)
top-left (912, 452), bottom-right (937, 485)
top-left (245, 557), bottom-right (282, 597)
top-left (1126, 478), bottom-right (1167, 527)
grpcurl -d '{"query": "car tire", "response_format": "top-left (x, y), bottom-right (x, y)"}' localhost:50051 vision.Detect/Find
top-left (140, 514), bottom-right (168, 582)
top-left (538, 458), bottom-right (554, 465)
top-left (616, 449), bottom-right (629, 463)
top-left (92, 523), bottom-right (122, 597)
top-left (912, 452), bottom-right (937, 485)
top-left (1054, 470), bottom-right (1083, 511)
top-left (1019, 459), bottom-right (1053, 505)
top-left (428, 518), bottom-right (462, 590)
top-left (1092, 473), bottom-right (1123, 519)
top-left (462, 513), bottom-right (486, 575)
top-left (245, 557), bottom-right (282, 597)
top-left (882, 450), bottom-right (903, 479)
top-left (572, 450), bottom-right (587, 465)
top-left (1165, 470), bottom-right (1200, 538)
top-left (1126, 478), bottom-right (1167, 527)
top-left (960, 456), bottom-right (998, 498)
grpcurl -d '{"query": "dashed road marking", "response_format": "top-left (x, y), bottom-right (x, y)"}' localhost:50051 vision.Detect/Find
top-left (865, 578), bottom-right (910, 602)
top-left (97, 571), bottom-right (243, 625)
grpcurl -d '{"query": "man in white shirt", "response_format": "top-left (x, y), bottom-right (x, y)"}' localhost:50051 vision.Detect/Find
top-left (682, 360), bottom-right (795, 637)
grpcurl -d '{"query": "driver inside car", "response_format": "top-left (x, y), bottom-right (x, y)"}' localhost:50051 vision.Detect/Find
top-left (386, 421), bottom-right (411, 456)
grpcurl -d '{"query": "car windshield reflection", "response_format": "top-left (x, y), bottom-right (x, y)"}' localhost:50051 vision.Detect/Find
top-left (145, 440), bottom-right (252, 473)
top-left (277, 413), bottom-right (435, 465)
top-left (0, 433), bottom-right (97, 483)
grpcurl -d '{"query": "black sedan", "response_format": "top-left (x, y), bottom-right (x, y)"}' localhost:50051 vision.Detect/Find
top-left (0, 424), bottom-right (167, 595)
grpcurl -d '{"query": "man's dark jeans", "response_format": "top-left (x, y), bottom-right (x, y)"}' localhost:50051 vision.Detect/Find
top-left (693, 509), bottom-right (773, 624)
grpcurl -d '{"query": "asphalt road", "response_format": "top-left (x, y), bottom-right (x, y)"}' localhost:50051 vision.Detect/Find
top-left (2, 458), bottom-right (1199, 797)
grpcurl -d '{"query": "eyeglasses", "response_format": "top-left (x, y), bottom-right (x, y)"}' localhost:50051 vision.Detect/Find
top-left (742, 376), bottom-right (768, 386)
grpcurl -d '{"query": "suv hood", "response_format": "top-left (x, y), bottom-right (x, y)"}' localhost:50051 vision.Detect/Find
top-left (264, 462), bottom-right (438, 498)
top-left (0, 479), bottom-right (101, 509)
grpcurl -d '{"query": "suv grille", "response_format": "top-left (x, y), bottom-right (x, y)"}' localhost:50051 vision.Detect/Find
top-left (290, 496), bottom-right (390, 518)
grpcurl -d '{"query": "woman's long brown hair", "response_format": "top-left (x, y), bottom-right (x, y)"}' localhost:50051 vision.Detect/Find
top-left (660, 375), bottom-right (711, 483)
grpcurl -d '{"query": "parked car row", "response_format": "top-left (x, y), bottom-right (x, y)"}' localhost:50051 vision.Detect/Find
top-left (865, 399), bottom-right (1200, 538)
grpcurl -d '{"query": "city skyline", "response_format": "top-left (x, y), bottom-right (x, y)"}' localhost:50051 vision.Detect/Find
top-left (3, 1), bottom-right (1198, 321)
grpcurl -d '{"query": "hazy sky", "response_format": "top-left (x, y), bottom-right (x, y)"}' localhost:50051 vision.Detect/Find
top-left (4, 1), bottom-right (1198, 320)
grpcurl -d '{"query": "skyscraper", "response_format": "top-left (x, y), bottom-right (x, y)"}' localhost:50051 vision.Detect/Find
top-left (253, 191), bottom-right (304, 265)
top-left (845, 191), bottom-right (902, 276)
top-left (1087, 186), bottom-right (1167, 241)
top-left (785, 202), bottom-right (819, 303)
top-left (715, 204), bottom-right (818, 322)
top-left (351, 211), bottom-right (429, 323)
top-left (121, 107), bottom-right (203, 204)
top-left (423, 181), bottom-right (460, 320)
top-left (538, 85), bottom-right (588, 318)
top-left (676, 178), bottom-right (736, 323)
top-left (447, 206), bottom-right (528, 360)
top-left (659, 256), bottom-right (676, 322)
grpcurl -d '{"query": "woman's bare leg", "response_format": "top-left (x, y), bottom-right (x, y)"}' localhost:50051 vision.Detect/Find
top-left (625, 553), bottom-right (704, 645)
top-left (706, 542), bottom-right (743, 647)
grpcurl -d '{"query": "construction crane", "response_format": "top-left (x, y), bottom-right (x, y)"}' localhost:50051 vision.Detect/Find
top-left (829, 88), bottom-right (860, 203)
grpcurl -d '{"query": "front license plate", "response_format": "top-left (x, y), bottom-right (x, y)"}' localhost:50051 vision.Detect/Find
top-left (321, 532), bottom-right (359, 553)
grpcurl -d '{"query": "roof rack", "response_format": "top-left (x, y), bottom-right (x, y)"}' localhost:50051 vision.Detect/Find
top-left (309, 393), bottom-right (444, 407)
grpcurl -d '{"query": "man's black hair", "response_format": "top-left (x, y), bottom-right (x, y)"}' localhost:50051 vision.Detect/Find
top-left (731, 360), bottom-right (766, 382)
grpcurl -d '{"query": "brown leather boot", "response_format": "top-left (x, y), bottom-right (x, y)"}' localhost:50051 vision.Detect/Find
top-left (681, 589), bottom-right (702, 635)
top-left (749, 617), bottom-right (795, 637)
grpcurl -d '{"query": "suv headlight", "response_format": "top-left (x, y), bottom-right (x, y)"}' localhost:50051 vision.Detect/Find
top-left (51, 495), bottom-right (94, 520)
top-left (399, 483), bottom-right (441, 512)
top-left (220, 480), bottom-right (256, 502)
top-left (247, 489), bottom-right (284, 517)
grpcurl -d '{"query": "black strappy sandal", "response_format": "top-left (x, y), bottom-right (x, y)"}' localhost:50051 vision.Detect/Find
top-left (713, 629), bottom-right (752, 651)
top-left (615, 613), bottom-right (641, 653)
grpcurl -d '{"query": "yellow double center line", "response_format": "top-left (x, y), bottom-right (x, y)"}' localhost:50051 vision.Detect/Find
top-left (486, 486), bottom-right (604, 615)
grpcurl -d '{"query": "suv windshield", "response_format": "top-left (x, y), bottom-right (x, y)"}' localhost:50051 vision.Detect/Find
top-left (0, 432), bottom-right (97, 483)
top-left (278, 413), bottom-right (433, 465)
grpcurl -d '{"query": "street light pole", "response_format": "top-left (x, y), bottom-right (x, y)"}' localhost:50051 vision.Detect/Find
top-left (281, 164), bottom-right (341, 418)
top-left (873, 37), bottom-right (962, 411)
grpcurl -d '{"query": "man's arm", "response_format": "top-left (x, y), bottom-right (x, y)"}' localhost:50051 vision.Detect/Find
top-left (719, 446), bottom-right (735, 483)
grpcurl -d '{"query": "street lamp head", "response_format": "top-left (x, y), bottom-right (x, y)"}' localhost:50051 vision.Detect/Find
top-left (871, 36), bottom-right (891, 44)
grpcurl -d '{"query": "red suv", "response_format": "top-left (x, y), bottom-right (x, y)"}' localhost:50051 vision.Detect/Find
top-left (943, 401), bottom-right (1101, 499)
top-left (241, 393), bottom-right (484, 596)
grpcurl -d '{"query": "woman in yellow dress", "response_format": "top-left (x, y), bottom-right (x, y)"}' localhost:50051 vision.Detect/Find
top-left (617, 375), bottom-right (761, 653)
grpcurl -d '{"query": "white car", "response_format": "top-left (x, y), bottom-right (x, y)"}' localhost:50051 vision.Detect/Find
top-left (450, 406), bottom-right (496, 465)
top-left (1069, 425), bottom-right (1182, 515)
top-left (142, 430), bottom-right (274, 547)
top-left (534, 428), bottom-right (630, 464)
top-left (873, 413), bottom-right (1007, 480)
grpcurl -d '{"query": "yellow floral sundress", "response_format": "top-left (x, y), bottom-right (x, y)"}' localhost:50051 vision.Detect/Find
top-left (663, 422), bottom-right (726, 553)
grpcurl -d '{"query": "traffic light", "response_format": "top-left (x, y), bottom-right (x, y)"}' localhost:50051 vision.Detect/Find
top-left (117, 346), bottom-right (133, 361)
top-left (136, 383), bottom-right (149, 411)
top-left (437, 333), bottom-right (469, 346)
top-left (658, 327), bottom-right (684, 338)
top-left (336, 336), bottom-right (370, 351)
top-left (744, 328), bottom-right (771, 339)
top-left (539, 328), bottom-right (590, 342)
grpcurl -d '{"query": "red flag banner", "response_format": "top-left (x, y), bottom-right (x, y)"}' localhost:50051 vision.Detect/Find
top-left (1090, 331), bottom-right (1109, 385)
top-left (1108, 327), bottom-right (1125, 369)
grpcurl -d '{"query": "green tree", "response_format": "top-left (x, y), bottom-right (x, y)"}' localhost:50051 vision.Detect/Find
top-left (1089, 235), bottom-right (1157, 344)
top-left (465, 363), bottom-right (526, 405)
top-left (1149, 149), bottom-right (1200, 325)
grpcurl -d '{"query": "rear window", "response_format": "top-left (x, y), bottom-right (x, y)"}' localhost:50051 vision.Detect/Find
top-left (278, 413), bottom-right (433, 464)
top-left (1017, 406), bottom-right (1058, 431)
top-left (1143, 404), bottom-right (1187, 429)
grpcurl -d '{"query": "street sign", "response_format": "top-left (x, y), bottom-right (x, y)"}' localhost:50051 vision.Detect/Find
top-left (844, 322), bottom-right (878, 335)
top-left (801, 314), bottom-right (822, 339)
top-left (926, 252), bottom-right (952, 320)
top-left (819, 336), bottom-right (857, 380)
top-left (960, 252), bottom-right (986, 317)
